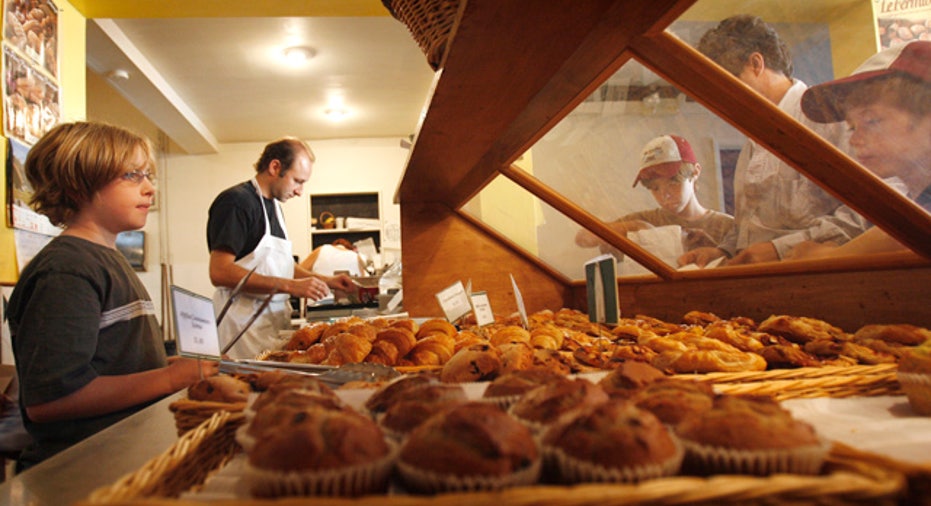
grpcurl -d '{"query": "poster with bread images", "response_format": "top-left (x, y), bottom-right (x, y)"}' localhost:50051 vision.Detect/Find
top-left (3, 0), bottom-right (58, 78)
top-left (873, 0), bottom-right (930, 50)
top-left (2, 44), bottom-right (59, 146)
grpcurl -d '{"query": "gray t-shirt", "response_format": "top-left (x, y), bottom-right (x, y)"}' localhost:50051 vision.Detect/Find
top-left (8, 235), bottom-right (166, 468)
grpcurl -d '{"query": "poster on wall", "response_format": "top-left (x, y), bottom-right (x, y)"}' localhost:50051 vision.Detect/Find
top-left (2, 44), bottom-right (59, 145)
top-left (5, 136), bottom-right (58, 234)
top-left (3, 0), bottom-right (58, 79)
top-left (874, 0), bottom-right (931, 50)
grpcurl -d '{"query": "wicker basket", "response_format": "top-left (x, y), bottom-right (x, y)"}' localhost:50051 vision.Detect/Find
top-left (382, 0), bottom-right (461, 70)
top-left (80, 409), bottom-right (910, 505)
top-left (681, 364), bottom-right (903, 401)
top-left (168, 398), bottom-right (246, 435)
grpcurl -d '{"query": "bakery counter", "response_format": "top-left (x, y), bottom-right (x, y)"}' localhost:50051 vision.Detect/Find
top-left (0, 391), bottom-right (184, 506)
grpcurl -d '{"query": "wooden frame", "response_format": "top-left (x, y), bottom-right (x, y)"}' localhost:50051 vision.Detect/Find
top-left (397, 0), bottom-right (931, 328)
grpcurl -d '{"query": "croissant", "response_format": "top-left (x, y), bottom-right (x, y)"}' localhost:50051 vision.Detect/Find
top-left (322, 332), bottom-right (373, 366)
top-left (453, 329), bottom-right (488, 352)
top-left (365, 339), bottom-right (400, 365)
top-left (491, 325), bottom-right (531, 347)
top-left (284, 322), bottom-right (328, 350)
top-left (347, 322), bottom-right (378, 342)
top-left (407, 333), bottom-right (456, 366)
top-left (321, 321), bottom-right (351, 340)
top-left (417, 318), bottom-right (458, 339)
top-left (389, 318), bottom-right (420, 335)
top-left (652, 349), bottom-right (767, 373)
top-left (529, 325), bottom-right (563, 350)
top-left (854, 324), bottom-right (931, 346)
top-left (703, 322), bottom-right (766, 352)
top-left (374, 327), bottom-right (417, 357)
top-left (440, 344), bottom-right (501, 383)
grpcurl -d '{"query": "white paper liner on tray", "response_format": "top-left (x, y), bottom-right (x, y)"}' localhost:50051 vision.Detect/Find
top-left (680, 437), bottom-right (832, 476)
top-left (542, 436), bottom-right (684, 484)
top-left (243, 441), bottom-right (398, 498)
top-left (395, 454), bottom-right (542, 494)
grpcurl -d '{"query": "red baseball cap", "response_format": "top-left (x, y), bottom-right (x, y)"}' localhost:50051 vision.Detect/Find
top-left (633, 134), bottom-right (697, 187)
top-left (802, 40), bottom-right (931, 123)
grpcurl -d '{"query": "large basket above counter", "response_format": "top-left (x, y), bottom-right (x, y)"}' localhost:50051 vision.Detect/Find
top-left (382, 0), bottom-right (461, 70)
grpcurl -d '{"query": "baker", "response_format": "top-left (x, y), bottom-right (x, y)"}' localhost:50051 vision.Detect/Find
top-left (207, 137), bottom-right (354, 359)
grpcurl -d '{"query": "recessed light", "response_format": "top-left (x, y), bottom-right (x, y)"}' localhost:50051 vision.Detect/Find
top-left (325, 108), bottom-right (349, 120)
top-left (282, 45), bottom-right (315, 64)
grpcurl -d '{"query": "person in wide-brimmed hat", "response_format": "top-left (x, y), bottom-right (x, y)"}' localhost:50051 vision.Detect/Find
top-left (788, 40), bottom-right (931, 259)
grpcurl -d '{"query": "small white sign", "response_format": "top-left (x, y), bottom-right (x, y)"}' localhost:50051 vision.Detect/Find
top-left (469, 291), bottom-right (495, 327)
top-left (509, 274), bottom-right (529, 329)
top-left (435, 281), bottom-right (472, 323)
top-left (171, 287), bottom-right (221, 359)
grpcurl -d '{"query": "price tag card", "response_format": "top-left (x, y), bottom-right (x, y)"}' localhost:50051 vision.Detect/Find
top-left (435, 281), bottom-right (472, 323)
top-left (469, 291), bottom-right (495, 327)
top-left (509, 274), bottom-right (529, 329)
top-left (170, 286), bottom-right (221, 359)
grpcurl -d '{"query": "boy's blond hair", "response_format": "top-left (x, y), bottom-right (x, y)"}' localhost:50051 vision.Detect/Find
top-left (26, 121), bottom-right (155, 226)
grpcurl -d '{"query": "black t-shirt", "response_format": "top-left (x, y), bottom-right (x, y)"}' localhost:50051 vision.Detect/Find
top-left (207, 181), bottom-right (287, 260)
top-left (7, 235), bottom-right (166, 467)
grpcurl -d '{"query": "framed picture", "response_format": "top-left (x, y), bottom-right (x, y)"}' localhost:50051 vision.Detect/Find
top-left (116, 230), bottom-right (145, 271)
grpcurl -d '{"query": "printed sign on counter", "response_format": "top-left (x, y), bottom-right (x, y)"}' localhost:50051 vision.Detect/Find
top-left (435, 281), bottom-right (472, 323)
top-left (469, 291), bottom-right (494, 327)
top-left (585, 254), bottom-right (620, 325)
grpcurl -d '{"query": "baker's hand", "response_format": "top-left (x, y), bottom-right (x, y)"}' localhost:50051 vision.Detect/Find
top-left (326, 273), bottom-right (356, 293)
top-left (292, 276), bottom-right (332, 301)
top-left (725, 242), bottom-right (778, 265)
top-left (678, 247), bottom-right (726, 267)
top-left (575, 229), bottom-right (601, 248)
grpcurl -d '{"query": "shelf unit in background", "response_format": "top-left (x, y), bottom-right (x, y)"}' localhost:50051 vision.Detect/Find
top-left (309, 192), bottom-right (381, 250)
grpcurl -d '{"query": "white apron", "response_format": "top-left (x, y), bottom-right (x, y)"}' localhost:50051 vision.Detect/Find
top-left (214, 179), bottom-right (294, 359)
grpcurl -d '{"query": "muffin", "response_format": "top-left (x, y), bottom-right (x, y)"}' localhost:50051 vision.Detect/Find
top-left (397, 402), bottom-right (540, 493)
top-left (629, 378), bottom-right (715, 426)
top-left (675, 394), bottom-right (829, 476)
top-left (481, 369), bottom-right (565, 409)
top-left (897, 338), bottom-right (931, 415)
top-left (244, 407), bottom-right (395, 497)
top-left (187, 374), bottom-right (251, 403)
top-left (248, 375), bottom-right (339, 414)
top-left (378, 383), bottom-right (468, 438)
top-left (542, 400), bottom-right (683, 483)
top-left (363, 374), bottom-right (438, 416)
top-left (597, 361), bottom-right (667, 399)
top-left (238, 390), bottom-right (352, 451)
top-left (508, 377), bottom-right (609, 433)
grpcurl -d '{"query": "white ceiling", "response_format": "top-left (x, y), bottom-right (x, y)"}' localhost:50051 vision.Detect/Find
top-left (85, 16), bottom-right (437, 154)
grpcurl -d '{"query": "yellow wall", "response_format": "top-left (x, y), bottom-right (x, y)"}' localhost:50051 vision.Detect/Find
top-left (0, 0), bottom-right (85, 284)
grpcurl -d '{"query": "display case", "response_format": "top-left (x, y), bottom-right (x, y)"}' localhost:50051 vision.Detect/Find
top-left (309, 192), bottom-right (382, 250)
top-left (395, 0), bottom-right (931, 329)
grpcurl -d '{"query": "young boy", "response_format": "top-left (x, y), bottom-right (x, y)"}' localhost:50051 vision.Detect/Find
top-left (7, 121), bottom-right (218, 470)
top-left (790, 41), bottom-right (931, 258)
top-left (575, 134), bottom-right (734, 256)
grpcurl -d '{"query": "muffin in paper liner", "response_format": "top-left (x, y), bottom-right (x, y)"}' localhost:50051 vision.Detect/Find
top-left (244, 441), bottom-right (398, 498)
top-left (478, 393), bottom-right (522, 411)
top-left (396, 454), bottom-right (542, 494)
top-left (897, 371), bottom-right (931, 416)
top-left (542, 436), bottom-right (684, 484)
top-left (679, 436), bottom-right (832, 476)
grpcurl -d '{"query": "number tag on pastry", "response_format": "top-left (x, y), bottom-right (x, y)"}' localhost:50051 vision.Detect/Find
top-left (435, 281), bottom-right (472, 323)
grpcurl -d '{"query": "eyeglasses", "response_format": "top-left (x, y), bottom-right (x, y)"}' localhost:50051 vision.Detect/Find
top-left (120, 169), bottom-right (156, 185)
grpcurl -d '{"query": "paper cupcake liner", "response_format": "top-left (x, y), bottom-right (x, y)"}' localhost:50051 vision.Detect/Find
top-left (234, 423), bottom-right (257, 453)
top-left (897, 371), bottom-right (931, 416)
top-left (542, 435), bottom-right (684, 484)
top-left (396, 454), bottom-right (542, 494)
top-left (680, 437), bottom-right (831, 476)
top-left (244, 441), bottom-right (398, 498)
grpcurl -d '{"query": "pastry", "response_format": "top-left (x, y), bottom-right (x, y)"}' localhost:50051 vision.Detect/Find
top-left (509, 377), bottom-right (609, 432)
top-left (397, 402), bottom-right (540, 493)
top-left (629, 378), bottom-right (715, 426)
top-left (597, 360), bottom-right (667, 398)
top-left (364, 374), bottom-right (438, 415)
top-left (378, 383), bottom-right (468, 437)
top-left (408, 333), bottom-right (456, 366)
top-left (542, 400), bottom-right (682, 483)
top-left (757, 315), bottom-right (850, 344)
top-left (440, 343), bottom-right (502, 383)
top-left (897, 339), bottom-right (931, 415)
top-left (284, 322), bottom-right (328, 350)
top-left (676, 394), bottom-right (828, 476)
top-left (187, 375), bottom-right (251, 403)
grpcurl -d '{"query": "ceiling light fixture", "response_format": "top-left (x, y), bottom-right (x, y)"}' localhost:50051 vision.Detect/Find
top-left (282, 45), bottom-right (315, 65)
top-left (325, 108), bottom-right (349, 121)
top-left (106, 69), bottom-right (130, 81)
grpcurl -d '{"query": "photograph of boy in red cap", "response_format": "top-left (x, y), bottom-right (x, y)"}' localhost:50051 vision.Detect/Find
top-left (789, 40), bottom-right (931, 259)
top-left (575, 134), bottom-right (734, 258)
